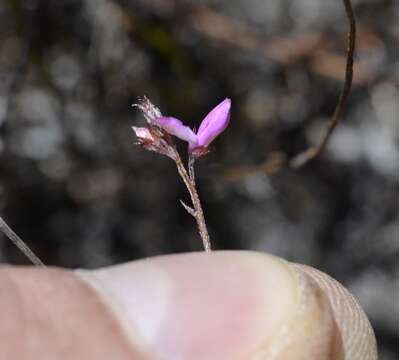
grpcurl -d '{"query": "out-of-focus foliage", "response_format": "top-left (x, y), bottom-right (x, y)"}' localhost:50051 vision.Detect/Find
top-left (0, 0), bottom-right (398, 357)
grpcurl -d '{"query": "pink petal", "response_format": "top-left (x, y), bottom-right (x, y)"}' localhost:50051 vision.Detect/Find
top-left (195, 98), bottom-right (231, 149)
top-left (154, 117), bottom-right (198, 144)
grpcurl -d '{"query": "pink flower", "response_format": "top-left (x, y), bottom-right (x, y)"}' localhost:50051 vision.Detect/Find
top-left (190, 98), bottom-right (231, 154)
top-left (153, 98), bottom-right (231, 156)
top-left (155, 117), bottom-right (197, 144)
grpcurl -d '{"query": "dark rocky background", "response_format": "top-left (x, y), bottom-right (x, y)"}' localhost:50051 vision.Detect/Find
top-left (0, 0), bottom-right (398, 357)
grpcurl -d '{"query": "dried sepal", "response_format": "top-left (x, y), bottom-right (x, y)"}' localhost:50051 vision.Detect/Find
top-left (132, 96), bottom-right (162, 124)
top-left (132, 126), bottom-right (154, 143)
top-left (132, 126), bottom-right (177, 160)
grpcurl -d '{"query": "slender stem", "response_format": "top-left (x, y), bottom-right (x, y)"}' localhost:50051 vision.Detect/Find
top-left (0, 217), bottom-right (45, 267)
top-left (290, 0), bottom-right (356, 168)
top-left (175, 154), bottom-right (211, 252)
top-left (188, 156), bottom-right (195, 181)
top-left (222, 0), bottom-right (356, 179)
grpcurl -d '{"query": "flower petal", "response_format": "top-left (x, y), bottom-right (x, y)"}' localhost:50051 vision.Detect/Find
top-left (154, 117), bottom-right (198, 144)
top-left (195, 98), bottom-right (231, 149)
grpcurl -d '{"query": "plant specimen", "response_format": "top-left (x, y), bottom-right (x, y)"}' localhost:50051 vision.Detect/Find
top-left (132, 97), bottom-right (231, 251)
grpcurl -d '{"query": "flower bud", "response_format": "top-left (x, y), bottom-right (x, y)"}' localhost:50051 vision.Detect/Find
top-left (189, 98), bottom-right (231, 155)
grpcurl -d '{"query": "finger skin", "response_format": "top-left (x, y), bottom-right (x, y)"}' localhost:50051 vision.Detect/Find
top-left (295, 265), bottom-right (378, 360)
top-left (76, 251), bottom-right (300, 359)
top-left (0, 251), bottom-right (377, 359)
top-left (0, 266), bottom-right (145, 360)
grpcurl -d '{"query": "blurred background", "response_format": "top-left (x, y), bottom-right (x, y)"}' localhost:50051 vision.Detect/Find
top-left (0, 0), bottom-right (398, 357)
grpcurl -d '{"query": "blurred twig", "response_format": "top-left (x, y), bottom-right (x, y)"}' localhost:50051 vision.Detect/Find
top-left (225, 0), bottom-right (356, 180)
top-left (190, 6), bottom-right (324, 65)
top-left (289, 0), bottom-right (356, 169)
top-left (0, 217), bottom-right (45, 267)
top-left (224, 152), bottom-right (287, 181)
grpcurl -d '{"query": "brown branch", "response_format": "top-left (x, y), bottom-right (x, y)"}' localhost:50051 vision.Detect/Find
top-left (224, 152), bottom-right (287, 181)
top-left (223, 0), bottom-right (356, 181)
top-left (289, 0), bottom-right (356, 168)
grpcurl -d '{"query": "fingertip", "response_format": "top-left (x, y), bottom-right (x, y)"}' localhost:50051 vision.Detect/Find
top-left (75, 252), bottom-right (377, 360)
top-left (76, 251), bottom-right (299, 359)
top-left (76, 251), bottom-right (339, 359)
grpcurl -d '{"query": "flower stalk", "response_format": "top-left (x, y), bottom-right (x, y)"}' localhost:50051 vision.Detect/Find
top-left (133, 96), bottom-right (230, 251)
top-left (175, 154), bottom-right (211, 252)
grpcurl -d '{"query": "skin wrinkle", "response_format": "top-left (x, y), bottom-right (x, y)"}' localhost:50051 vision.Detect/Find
top-left (295, 269), bottom-right (344, 360)
top-left (250, 258), bottom-right (300, 359)
top-left (75, 268), bottom-right (154, 358)
top-left (294, 265), bottom-right (378, 360)
top-left (64, 268), bottom-right (149, 360)
top-left (253, 265), bottom-right (342, 360)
